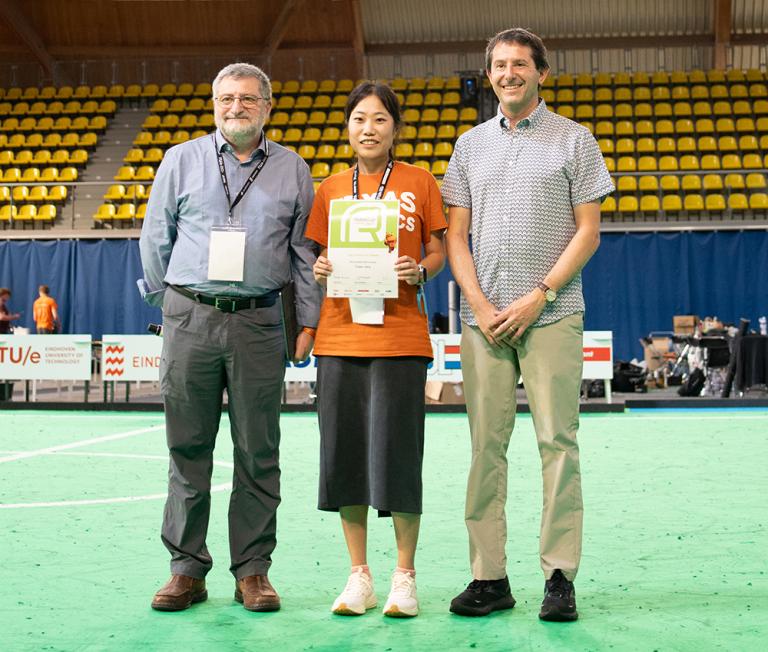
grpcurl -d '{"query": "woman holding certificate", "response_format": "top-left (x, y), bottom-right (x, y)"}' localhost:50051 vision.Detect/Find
top-left (305, 82), bottom-right (447, 618)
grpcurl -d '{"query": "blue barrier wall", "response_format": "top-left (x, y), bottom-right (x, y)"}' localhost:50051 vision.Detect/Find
top-left (2, 232), bottom-right (766, 360)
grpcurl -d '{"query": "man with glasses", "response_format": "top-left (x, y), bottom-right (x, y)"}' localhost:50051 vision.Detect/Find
top-left (140, 62), bottom-right (321, 613)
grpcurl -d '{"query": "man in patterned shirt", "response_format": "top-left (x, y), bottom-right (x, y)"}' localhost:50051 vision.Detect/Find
top-left (442, 27), bottom-right (614, 621)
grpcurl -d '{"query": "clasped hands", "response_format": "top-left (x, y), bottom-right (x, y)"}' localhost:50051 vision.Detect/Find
top-left (476, 290), bottom-right (547, 346)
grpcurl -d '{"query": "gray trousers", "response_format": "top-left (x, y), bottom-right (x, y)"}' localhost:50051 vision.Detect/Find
top-left (159, 288), bottom-right (286, 580)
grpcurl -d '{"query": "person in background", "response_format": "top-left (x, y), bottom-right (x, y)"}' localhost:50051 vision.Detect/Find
top-left (307, 82), bottom-right (447, 618)
top-left (33, 285), bottom-right (59, 334)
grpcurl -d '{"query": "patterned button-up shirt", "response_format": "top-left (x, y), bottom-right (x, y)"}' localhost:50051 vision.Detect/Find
top-left (441, 100), bottom-right (614, 328)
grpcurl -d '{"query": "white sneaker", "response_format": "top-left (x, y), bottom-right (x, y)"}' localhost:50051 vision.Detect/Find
top-left (383, 570), bottom-right (419, 617)
top-left (331, 568), bottom-right (377, 616)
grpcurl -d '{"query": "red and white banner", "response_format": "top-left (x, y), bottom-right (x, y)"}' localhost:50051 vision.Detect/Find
top-left (0, 335), bottom-right (92, 380)
top-left (101, 335), bottom-right (163, 381)
top-left (284, 331), bottom-right (614, 382)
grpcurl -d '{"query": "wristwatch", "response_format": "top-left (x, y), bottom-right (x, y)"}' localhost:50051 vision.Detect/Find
top-left (537, 282), bottom-right (557, 302)
top-left (417, 264), bottom-right (428, 285)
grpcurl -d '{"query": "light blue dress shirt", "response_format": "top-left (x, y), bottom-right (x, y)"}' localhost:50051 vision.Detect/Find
top-left (139, 130), bottom-right (321, 327)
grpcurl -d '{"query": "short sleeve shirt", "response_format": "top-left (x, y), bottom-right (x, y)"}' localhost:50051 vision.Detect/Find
top-left (441, 100), bottom-right (614, 327)
top-left (305, 162), bottom-right (447, 358)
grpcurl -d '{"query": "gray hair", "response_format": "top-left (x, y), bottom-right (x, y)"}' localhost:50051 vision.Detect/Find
top-left (212, 63), bottom-right (272, 101)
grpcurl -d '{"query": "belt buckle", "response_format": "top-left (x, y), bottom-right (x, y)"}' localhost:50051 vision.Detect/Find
top-left (214, 297), bottom-right (237, 313)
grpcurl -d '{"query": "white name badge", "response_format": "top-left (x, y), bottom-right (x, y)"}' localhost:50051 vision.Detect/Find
top-left (208, 225), bottom-right (246, 282)
top-left (349, 297), bottom-right (384, 324)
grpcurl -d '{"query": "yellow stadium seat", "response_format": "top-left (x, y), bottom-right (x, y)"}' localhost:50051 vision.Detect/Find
top-left (722, 154), bottom-right (741, 169)
top-left (638, 156), bottom-right (658, 172)
top-left (299, 80), bottom-right (318, 95)
top-left (616, 138), bottom-right (635, 154)
top-left (730, 84), bottom-right (749, 99)
top-left (421, 108), bottom-right (439, 123)
top-left (133, 131), bottom-right (153, 147)
top-left (0, 204), bottom-right (17, 225)
top-left (684, 194), bottom-right (704, 211)
top-left (167, 99), bottom-right (186, 114)
top-left (617, 157), bottom-right (636, 172)
top-left (728, 193), bottom-right (749, 211)
top-left (124, 84), bottom-right (142, 101)
top-left (414, 142), bottom-right (433, 159)
top-left (11, 186), bottom-right (29, 203)
top-left (718, 136), bottom-right (738, 151)
top-left (310, 162), bottom-right (330, 179)
top-left (594, 88), bottom-right (612, 103)
top-left (594, 104), bottom-right (613, 119)
top-left (702, 174), bottom-right (724, 191)
top-left (104, 184), bottom-right (126, 202)
top-left (680, 174), bottom-right (702, 192)
top-left (691, 85), bottom-right (709, 100)
top-left (413, 160), bottom-right (431, 171)
top-left (739, 135), bottom-right (758, 151)
top-left (283, 128), bottom-right (302, 144)
top-left (2, 168), bottom-right (21, 183)
top-left (637, 138), bottom-right (655, 153)
top-left (141, 84), bottom-right (159, 99)
top-left (276, 96), bottom-right (295, 110)
top-left (194, 82), bottom-right (212, 97)
top-left (575, 105), bottom-right (594, 120)
top-left (593, 73), bottom-right (612, 87)
top-left (315, 145), bottom-right (334, 161)
top-left (186, 98), bottom-right (205, 113)
top-left (749, 193), bottom-right (768, 210)
top-left (27, 186), bottom-right (48, 203)
top-left (681, 155), bottom-right (702, 170)
top-left (640, 195), bottom-right (660, 212)
top-left (457, 124), bottom-right (473, 137)
top-left (334, 144), bottom-right (354, 160)
top-left (746, 173), bottom-right (766, 190)
top-left (124, 148), bottom-right (144, 164)
top-left (656, 120), bottom-right (674, 136)
top-left (431, 160), bottom-right (448, 176)
top-left (674, 102), bottom-right (692, 117)
top-left (746, 69), bottom-right (764, 82)
top-left (743, 153), bottom-right (763, 168)
top-left (724, 173), bottom-right (745, 190)
top-left (617, 176), bottom-right (637, 193)
top-left (459, 107), bottom-right (477, 123)
top-left (408, 78), bottom-right (427, 92)
top-left (750, 84), bottom-right (768, 98)
top-left (595, 121), bottom-right (613, 137)
top-left (136, 203), bottom-right (147, 221)
top-left (134, 165), bottom-right (155, 181)
top-left (706, 70), bottom-right (725, 83)
top-left (660, 175), bottom-right (680, 192)
top-left (307, 111), bottom-right (326, 126)
top-left (675, 118), bottom-right (694, 134)
top-left (317, 80), bottom-right (336, 95)
top-left (705, 194), bottom-right (726, 211)
top-left (330, 162), bottom-right (350, 175)
top-left (657, 137), bottom-right (676, 153)
top-left (20, 168), bottom-right (40, 184)
top-left (395, 143), bottom-right (414, 159)
top-left (710, 85), bottom-right (728, 99)
top-left (434, 142), bottom-right (453, 158)
top-left (294, 96), bottom-right (313, 110)
top-left (39, 167), bottom-right (58, 183)
top-left (142, 115), bottom-right (161, 130)
top-left (615, 121), bottom-right (634, 136)
top-left (107, 84), bottom-right (124, 100)
top-left (297, 145), bottom-right (315, 161)
top-left (13, 150), bottom-right (33, 166)
top-left (269, 111), bottom-right (289, 126)
top-left (601, 196), bottom-right (616, 214)
top-left (436, 124), bottom-right (456, 141)
top-left (34, 204), bottom-right (56, 227)
top-left (597, 139), bottom-right (614, 155)
top-left (615, 103), bottom-right (634, 118)
top-left (632, 87), bottom-right (650, 102)
top-left (143, 148), bottom-right (164, 164)
top-left (693, 101), bottom-right (712, 117)
top-left (639, 175), bottom-right (659, 192)
top-left (699, 155), bottom-right (719, 170)
top-left (114, 203), bottom-right (136, 225)
top-left (618, 196), bottom-right (638, 213)
top-left (58, 167), bottom-right (78, 182)
top-left (694, 136), bottom-right (715, 152)
top-left (178, 114), bottom-right (197, 130)
top-left (318, 127), bottom-right (339, 143)
top-left (69, 149), bottom-right (88, 167)
top-left (695, 118), bottom-right (714, 134)
top-left (114, 165), bottom-right (135, 182)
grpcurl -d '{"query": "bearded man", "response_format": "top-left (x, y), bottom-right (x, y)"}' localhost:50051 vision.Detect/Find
top-left (139, 62), bottom-right (321, 613)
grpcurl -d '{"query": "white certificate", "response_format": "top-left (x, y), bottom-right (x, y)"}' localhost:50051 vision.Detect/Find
top-left (326, 199), bottom-right (400, 298)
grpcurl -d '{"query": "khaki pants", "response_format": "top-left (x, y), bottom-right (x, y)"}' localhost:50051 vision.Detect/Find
top-left (461, 313), bottom-right (584, 582)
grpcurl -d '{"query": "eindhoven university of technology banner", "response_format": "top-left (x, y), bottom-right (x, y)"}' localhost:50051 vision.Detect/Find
top-left (0, 335), bottom-right (92, 380)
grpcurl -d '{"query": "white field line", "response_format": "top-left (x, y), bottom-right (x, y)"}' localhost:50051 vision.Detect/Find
top-left (0, 425), bottom-right (165, 464)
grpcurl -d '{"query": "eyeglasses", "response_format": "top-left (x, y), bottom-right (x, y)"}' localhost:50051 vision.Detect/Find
top-left (214, 94), bottom-right (267, 109)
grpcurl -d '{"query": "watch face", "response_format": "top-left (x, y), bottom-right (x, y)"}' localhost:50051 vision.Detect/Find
top-left (545, 289), bottom-right (556, 302)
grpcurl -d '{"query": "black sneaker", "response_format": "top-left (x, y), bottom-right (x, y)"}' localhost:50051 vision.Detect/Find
top-left (538, 569), bottom-right (578, 621)
top-left (449, 576), bottom-right (516, 617)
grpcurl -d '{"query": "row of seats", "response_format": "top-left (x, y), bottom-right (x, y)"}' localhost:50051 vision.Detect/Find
top-left (0, 84), bottom-right (211, 102)
top-left (114, 165), bottom-right (155, 182)
top-left (589, 117), bottom-right (768, 136)
top-left (602, 153), bottom-right (766, 172)
top-left (133, 129), bottom-right (209, 148)
top-left (102, 184), bottom-right (151, 203)
top-left (598, 135), bottom-right (767, 155)
top-left (0, 204), bottom-right (59, 228)
top-left (542, 69), bottom-right (766, 88)
top-left (1, 167), bottom-right (79, 183)
top-left (0, 132), bottom-right (98, 150)
top-left (94, 202), bottom-right (147, 226)
top-left (1, 184), bottom-right (69, 204)
top-left (1, 149), bottom-right (89, 166)
top-left (0, 116), bottom-right (109, 133)
top-left (542, 84), bottom-right (768, 104)
top-left (602, 193), bottom-right (768, 214)
top-left (548, 99), bottom-right (768, 120)
top-left (0, 100), bottom-right (118, 117)
top-left (613, 172), bottom-right (767, 193)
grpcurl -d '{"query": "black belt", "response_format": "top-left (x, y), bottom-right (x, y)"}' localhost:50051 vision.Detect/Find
top-left (170, 285), bottom-right (278, 313)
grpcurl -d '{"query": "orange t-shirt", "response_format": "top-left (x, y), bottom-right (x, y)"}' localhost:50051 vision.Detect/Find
top-left (305, 161), bottom-right (447, 358)
top-left (33, 295), bottom-right (58, 330)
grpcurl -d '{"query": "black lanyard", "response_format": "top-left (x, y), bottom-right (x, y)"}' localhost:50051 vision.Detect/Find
top-left (214, 133), bottom-right (270, 222)
top-left (352, 159), bottom-right (394, 200)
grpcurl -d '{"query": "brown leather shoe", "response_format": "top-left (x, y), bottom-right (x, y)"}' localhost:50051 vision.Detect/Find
top-left (235, 575), bottom-right (281, 612)
top-left (151, 575), bottom-right (207, 611)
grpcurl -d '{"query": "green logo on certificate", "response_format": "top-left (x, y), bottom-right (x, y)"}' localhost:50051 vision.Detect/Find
top-left (328, 200), bottom-right (400, 249)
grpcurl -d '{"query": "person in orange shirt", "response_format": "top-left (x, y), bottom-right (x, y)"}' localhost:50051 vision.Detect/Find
top-left (32, 285), bottom-right (59, 334)
top-left (307, 82), bottom-right (447, 618)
